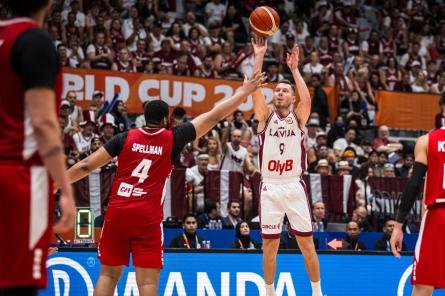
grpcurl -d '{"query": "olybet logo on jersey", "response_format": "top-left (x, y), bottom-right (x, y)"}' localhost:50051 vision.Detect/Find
top-left (118, 182), bottom-right (134, 197)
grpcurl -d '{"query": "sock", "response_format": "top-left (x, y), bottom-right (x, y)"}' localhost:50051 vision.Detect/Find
top-left (265, 283), bottom-right (276, 296)
top-left (311, 280), bottom-right (323, 296)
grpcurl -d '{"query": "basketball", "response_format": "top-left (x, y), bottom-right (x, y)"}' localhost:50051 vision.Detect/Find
top-left (249, 6), bottom-right (280, 37)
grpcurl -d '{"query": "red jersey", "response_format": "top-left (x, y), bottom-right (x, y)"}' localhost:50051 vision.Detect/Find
top-left (425, 128), bottom-right (445, 206)
top-left (104, 124), bottom-right (196, 223)
top-left (0, 18), bottom-right (62, 165)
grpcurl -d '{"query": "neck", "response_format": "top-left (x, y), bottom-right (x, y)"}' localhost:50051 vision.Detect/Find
top-left (31, 9), bottom-right (47, 28)
top-left (275, 107), bottom-right (290, 117)
top-left (82, 131), bottom-right (92, 137)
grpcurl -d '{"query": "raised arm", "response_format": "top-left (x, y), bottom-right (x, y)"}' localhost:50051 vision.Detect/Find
top-left (251, 35), bottom-right (271, 123)
top-left (288, 45), bottom-right (311, 127)
top-left (67, 147), bottom-right (113, 183)
top-left (191, 72), bottom-right (266, 139)
top-left (390, 134), bottom-right (428, 257)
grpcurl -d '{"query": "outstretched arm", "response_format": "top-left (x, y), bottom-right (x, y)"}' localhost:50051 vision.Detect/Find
top-left (67, 147), bottom-right (113, 183)
top-left (251, 35), bottom-right (271, 123)
top-left (191, 72), bottom-right (266, 139)
top-left (288, 45), bottom-right (311, 127)
top-left (390, 134), bottom-right (428, 257)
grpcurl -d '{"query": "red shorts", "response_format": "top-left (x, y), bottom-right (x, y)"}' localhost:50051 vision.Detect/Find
top-left (98, 203), bottom-right (163, 269)
top-left (0, 165), bottom-right (53, 289)
top-left (412, 206), bottom-right (445, 288)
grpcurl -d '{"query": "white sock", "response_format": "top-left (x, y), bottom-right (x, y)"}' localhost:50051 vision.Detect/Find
top-left (311, 280), bottom-right (323, 296)
top-left (265, 283), bottom-right (276, 296)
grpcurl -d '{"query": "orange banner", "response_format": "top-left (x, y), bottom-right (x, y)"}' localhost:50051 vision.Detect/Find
top-left (375, 91), bottom-right (439, 131)
top-left (63, 68), bottom-right (336, 119)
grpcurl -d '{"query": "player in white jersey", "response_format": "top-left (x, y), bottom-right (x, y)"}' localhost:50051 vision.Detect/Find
top-left (252, 36), bottom-right (323, 296)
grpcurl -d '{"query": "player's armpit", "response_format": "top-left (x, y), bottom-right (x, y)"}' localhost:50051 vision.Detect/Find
top-left (68, 147), bottom-right (113, 183)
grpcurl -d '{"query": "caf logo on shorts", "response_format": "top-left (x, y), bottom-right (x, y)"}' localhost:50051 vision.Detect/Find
top-left (286, 117), bottom-right (293, 124)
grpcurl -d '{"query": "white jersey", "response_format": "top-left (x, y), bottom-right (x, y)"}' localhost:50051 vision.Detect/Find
top-left (221, 143), bottom-right (247, 173)
top-left (258, 110), bottom-right (306, 182)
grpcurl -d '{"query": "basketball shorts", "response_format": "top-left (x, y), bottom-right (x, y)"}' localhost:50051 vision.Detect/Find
top-left (259, 179), bottom-right (312, 239)
top-left (412, 206), bottom-right (445, 288)
top-left (0, 165), bottom-right (53, 289)
top-left (98, 203), bottom-right (164, 269)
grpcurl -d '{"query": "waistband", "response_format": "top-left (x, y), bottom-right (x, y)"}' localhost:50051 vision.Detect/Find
top-left (261, 177), bottom-right (302, 184)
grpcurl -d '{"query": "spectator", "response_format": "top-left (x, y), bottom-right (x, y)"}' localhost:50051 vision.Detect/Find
top-left (222, 5), bottom-right (247, 45)
top-left (61, 0), bottom-right (86, 29)
top-left (231, 221), bottom-right (261, 250)
top-left (333, 127), bottom-right (364, 156)
top-left (371, 125), bottom-right (403, 153)
top-left (65, 90), bottom-right (83, 125)
top-left (318, 36), bottom-right (333, 67)
top-left (336, 160), bottom-right (352, 176)
top-left (98, 113), bottom-right (116, 144)
top-left (109, 19), bottom-right (126, 53)
top-left (199, 55), bottom-right (218, 78)
top-left (351, 206), bottom-right (373, 232)
top-left (187, 27), bottom-right (205, 55)
top-left (111, 47), bottom-right (137, 72)
top-left (197, 200), bottom-right (223, 228)
top-left (397, 153), bottom-right (414, 177)
top-left (431, 72), bottom-right (445, 94)
top-left (80, 136), bottom-right (102, 160)
top-left (214, 42), bottom-right (236, 77)
top-left (57, 43), bottom-right (75, 67)
top-left (152, 38), bottom-right (178, 72)
top-left (327, 62), bottom-right (353, 102)
top-left (312, 201), bottom-right (328, 232)
top-left (303, 52), bottom-right (324, 81)
top-left (185, 152), bottom-right (209, 212)
top-left (266, 61), bottom-right (284, 83)
top-left (220, 129), bottom-right (256, 174)
top-left (361, 30), bottom-right (382, 57)
top-left (111, 100), bottom-right (132, 133)
top-left (305, 118), bottom-right (320, 150)
top-left (393, 72), bottom-right (413, 92)
top-left (382, 163), bottom-right (396, 177)
top-left (315, 159), bottom-right (331, 176)
top-left (169, 214), bottom-right (205, 249)
top-left (374, 220), bottom-right (407, 252)
top-left (384, 56), bottom-right (402, 91)
top-left (59, 100), bottom-right (78, 134)
top-left (149, 20), bottom-right (166, 52)
top-left (234, 42), bottom-right (254, 78)
top-left (66, 36), bottom-right (85, 68)
top-left (327, 116), bottom-right (345, 147)
top-left (183, 11), bottom-right (208, 37)
top-left (167, 22), bottom-right (185, 51)
top-left (400, 42), bottom-right (425, 70)
top-left (87, 31), bottom-right (114, 69)
top-left (222, 200), bottom-right (242, 228)
top-left (341, 221), bottom-right (367, 251)
top-left (232, 110), bottom-right (249, 131)
top-left (411, 71), bottom-right (429, 93)
top-left (72, 110), bottom-right (98, 154)
top-left (132, 39), bottom-right (151, 72)
top-left (62, 11), bottom-right (83, 43)
top-left (205, 0), bottom-right (226, 26)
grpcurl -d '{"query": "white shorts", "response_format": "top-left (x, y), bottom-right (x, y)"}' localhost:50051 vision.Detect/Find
top-left (260, 180), bottom-right (312, 239)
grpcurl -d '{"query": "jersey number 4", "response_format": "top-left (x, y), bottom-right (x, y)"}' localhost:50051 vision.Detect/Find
top-left (131, 159), bottom-right (152, 183)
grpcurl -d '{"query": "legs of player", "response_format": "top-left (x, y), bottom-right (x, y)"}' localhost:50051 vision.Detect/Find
top-left (262, 238), bottom-right (280, 296)
top-left (135, 267), bottom-right (160, 296)
top-left (412, 285), bottom-right (433, 296)
top-left (295, 235), bottom-right (322, 296)
top-left (93, 265), bottom-right (123, 296)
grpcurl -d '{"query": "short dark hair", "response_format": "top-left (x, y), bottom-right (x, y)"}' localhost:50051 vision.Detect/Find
top-left (172, 107), bottom-right (186, 119)
top-left (205, 200), bottom-right (218, 214)
top-left (144, 100), bottom-right (169, 125)
top-left (228, 200), bottom-right (240, 209)
top-left (182, 213), bottom-right (197, 223)
top-left (6, 0), bottom-right (49, 16)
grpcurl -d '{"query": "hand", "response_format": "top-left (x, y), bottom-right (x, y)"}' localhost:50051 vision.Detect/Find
top-left (390, 222), bottom-right (404, 258)
top-left (251, 35), bottom-right (267, 56)
top-left (53, 186), bottom-right (76, 234)
top-left (242, 71), bottom-right (267, 94)
top-left (286, 44), bottom-right (300, 71)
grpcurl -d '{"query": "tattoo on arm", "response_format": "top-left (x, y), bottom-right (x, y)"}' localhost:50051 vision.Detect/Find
top-left (41, 146), bottom-right (63, 160)
top-left (80, 163), bottom-right (90, 173)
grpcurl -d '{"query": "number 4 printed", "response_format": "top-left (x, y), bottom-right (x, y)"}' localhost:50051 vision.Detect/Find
top-left (131, 159), bottom-right (152, 183)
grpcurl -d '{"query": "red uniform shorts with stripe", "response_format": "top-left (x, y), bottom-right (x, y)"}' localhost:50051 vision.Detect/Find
top-left (259, 179), bottom-right (312, 239)
top-left (98, 203), bottom-right (164, 269)
top-left (412, 206), bottom-right (445, 288)
top-left (0, 165), bottom-right (53, 289)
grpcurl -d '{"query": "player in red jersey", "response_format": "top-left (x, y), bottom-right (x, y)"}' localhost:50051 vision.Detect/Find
top-left (67, 72), bottom-right (265, 296)
top-left (391, 128), bottom-right (445, 295)
top-left (0, 1), bottom-right (75, 295)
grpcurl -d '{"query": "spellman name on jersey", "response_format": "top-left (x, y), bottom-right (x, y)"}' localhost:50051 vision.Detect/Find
top-left (131, 143), bottom-right (163, 155)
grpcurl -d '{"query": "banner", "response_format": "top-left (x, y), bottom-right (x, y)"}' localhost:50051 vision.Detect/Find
top-left (375, 90), bottom-right (439, 131)
top-left (62, 68), bottom-right (336, 118)
top-left (39, 251), bottom-right (445, 296)
top-left (366, 176), bottom-right (422, 223)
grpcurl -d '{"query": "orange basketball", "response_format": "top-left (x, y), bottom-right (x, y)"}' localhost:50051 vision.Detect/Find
top-left (249, 6), bottom-right (280, 37)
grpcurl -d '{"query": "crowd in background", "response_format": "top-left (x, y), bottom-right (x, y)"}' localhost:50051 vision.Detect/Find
top-left (4, 0), bottom-right (444, 243)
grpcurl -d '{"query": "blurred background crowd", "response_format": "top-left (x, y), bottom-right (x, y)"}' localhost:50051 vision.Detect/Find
top-left (2, 0), bottom-right (444, 248)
